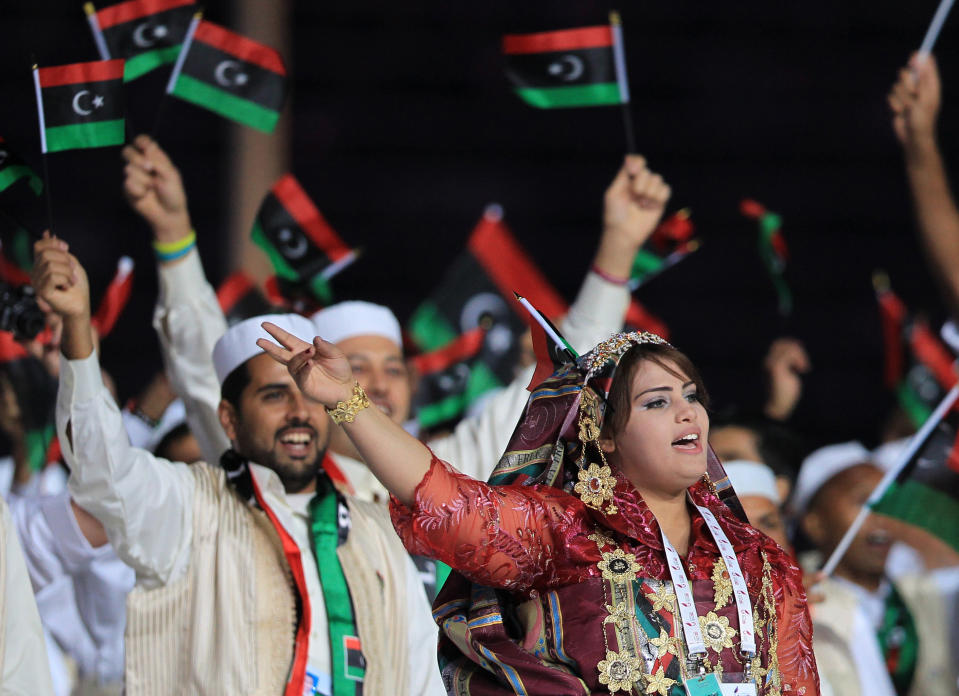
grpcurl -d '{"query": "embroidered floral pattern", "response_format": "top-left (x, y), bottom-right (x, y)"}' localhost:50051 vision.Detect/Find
top-left (711, 557), bottom-right (733, 609)
top-left (647, 628), bottom-right (679, 659)
top-left (640, 666), bottom-right (676, 696)
top-left (574, 463), bottom-right (617, 511)
top-left (597, 650), bottom-right (644, 693)
top-left (598, 548), bottom-right (642, 583)
top-left (644, 585), bottom-right (676, 613)
top-left (700, 611), bottom-right (737, 653)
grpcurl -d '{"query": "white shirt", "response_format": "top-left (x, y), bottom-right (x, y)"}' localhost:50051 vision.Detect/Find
top-left (7, 491), bottom-right (133, 686)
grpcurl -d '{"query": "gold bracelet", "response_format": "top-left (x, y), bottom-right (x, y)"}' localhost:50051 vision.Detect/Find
top-left (326, 382), bottom-right (372, 424)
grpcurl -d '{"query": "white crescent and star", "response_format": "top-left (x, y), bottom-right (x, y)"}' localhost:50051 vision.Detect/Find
top-left (71, 90), bottom-right (105, 116)
top-left (276, 228), bottom-right (308, 260)
top-left (214, 60), bottom-right (249, 88)
top-left (547, 54), bottom-right (585, 82)
top-left (132, 22), bottom-right (168, 48)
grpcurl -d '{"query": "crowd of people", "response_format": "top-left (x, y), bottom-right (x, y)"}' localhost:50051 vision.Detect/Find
top-left (0, 51), bottom-right (957, 696)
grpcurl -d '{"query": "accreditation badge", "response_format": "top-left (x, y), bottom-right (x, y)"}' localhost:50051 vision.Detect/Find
top-left (684, 673), bottom-right (722, 696)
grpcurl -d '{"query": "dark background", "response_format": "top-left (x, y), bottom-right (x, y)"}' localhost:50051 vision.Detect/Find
top-left (2, 0), bottom-right (956, 449)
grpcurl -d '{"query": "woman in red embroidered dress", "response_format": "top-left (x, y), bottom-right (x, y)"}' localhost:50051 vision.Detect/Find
top-left (260, 325), bottom-right (820, 696)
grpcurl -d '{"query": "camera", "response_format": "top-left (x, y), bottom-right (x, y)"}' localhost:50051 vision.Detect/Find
top-left (0, 282), bottom-right (44, 340)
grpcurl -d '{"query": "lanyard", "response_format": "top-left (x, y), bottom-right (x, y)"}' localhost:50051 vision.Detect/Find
top-left (659, 504), bottom-right (756, 660)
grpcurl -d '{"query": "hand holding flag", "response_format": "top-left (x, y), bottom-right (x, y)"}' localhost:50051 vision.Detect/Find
top-left (888, 52), bottom-right (941, 151)
top-left (122, 135), bottom-right (192, 243)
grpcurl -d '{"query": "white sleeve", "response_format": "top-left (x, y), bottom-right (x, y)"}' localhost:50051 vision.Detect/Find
top-left (429, 271), bottom-right (629, 480)
top-left (1, 499), bottom-right (55, 695)
top-left (58, 351), bottom-right (194, 589)
top-left (152, 250), bottom-right (230, 466)
top-left (403, 555), bottom-right (444, 696)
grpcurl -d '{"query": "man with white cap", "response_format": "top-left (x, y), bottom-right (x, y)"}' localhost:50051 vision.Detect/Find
top-left (35, 225), bottom-right (442, 692)
top-left (722, 460), bottom-right (790, 551)
top-left (313, 154), bottom-right (673, 502)
top-left (795, 441), bottom-right (956, 696)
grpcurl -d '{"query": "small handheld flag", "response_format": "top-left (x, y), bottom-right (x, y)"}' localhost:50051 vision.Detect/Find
top-left (216, 272), bottom-right (276, 325)
top-left (84, 0), bottom-right (197, 81)
top-left (411, 327), bottom-right (488, 428)
top-left (91, 256), bottom-right (134, 338)
top-left (629, 209), bottom-right (698, 289)
top-left (514, 292), bottom-right (577, 391)
top-left (0, 138), bottom-right (42, 199)
top-left (33, 60), bottom-right (126, 153)
top-left (166, 17), bottom-right (287, 133)
top-left (252, 174), bottom-right (356, 304)
top-left (0, 138), bottom-right (44, 255)
top-left (741, 198), bottom-right (792, 316)
top-left (503, 21), bottom-right (628, 109)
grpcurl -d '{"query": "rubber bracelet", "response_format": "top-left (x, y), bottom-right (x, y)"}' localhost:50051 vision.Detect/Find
top-left (155, 244), bottom-right (196, 263)
top-left (152, 230), bottom-right (196, 256)
top-left (590, 264), bottom-right (630, 286)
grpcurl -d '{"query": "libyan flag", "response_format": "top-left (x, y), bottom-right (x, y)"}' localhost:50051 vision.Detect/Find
top-left (85, 0), bottom-right (196, 81)
top-left (0, 138), bottom-right (43, 265)
top-left (167, 18), bottom-right (287, 133)
top-left (411, 328), bottom-right (487, 428)
top-left (870, 392), bottom-right (959, 552)
top-left (33, 60), bottom-right (126, 153)
top-left (502, 24), bottom-right (629, 108)
top-left (252, 174), bottom-right (355, 304)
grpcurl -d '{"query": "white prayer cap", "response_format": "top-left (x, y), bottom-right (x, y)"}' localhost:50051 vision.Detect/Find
top-left (311, 301), bottom-right (402, 348)
top-left (723, 460), bottom-right (781, 505)
top-left (212, 313), bottom-right (316, 385)
top-left (792, 441), bottom-right (874, 513)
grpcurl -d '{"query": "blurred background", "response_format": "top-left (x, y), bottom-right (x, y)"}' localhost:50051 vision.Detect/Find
top-left (2, 0), bottom-right (955, 448)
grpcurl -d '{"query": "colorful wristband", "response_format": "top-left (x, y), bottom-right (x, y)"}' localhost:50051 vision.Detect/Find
top-left (590, 264), bottom-right (630, 286)
top-left (152, 230), bottom-right (196, 262)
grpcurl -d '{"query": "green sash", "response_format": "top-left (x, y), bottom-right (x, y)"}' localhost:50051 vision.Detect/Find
top-left (876, 583), bottom-right (918, 696)
top-left (308, 482), bottom-right (366, 694)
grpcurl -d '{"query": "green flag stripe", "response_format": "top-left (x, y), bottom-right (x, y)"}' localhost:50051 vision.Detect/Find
top-left (172, 74), bottom-right (279, 133)
top-left (514, 83), bottom-right (621, 109)
top-left (251, 222), bottom-right (299, 281)
top-left (872, 479), bottom-right (959, 552)
top-left (124, 45), bottom-right (183, 81)
top-left (44, 120), bottom-right (125, 153)
top-left (896, 382), bottom-right (932, 429)
top-left (417, 362), bottom-right (502, 428)
top-left (408, 301), bottom-right (458, 350)
top-left (631, 249), bottom-right (665, 280)
top-left (24, 424), bottom-right (55, 472)
top-left (0, 165), bottom-right (41, 195)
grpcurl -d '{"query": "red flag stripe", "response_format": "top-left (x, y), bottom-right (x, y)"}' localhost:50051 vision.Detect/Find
top-left (502, 26), bottom-right (613, 55)
top-left (95, 0), bottom-right (194, 29)
top-left (271, 175), bottom-right (350, 260)
top-left (412, 327), bottom-right (485, 375)
top-left (216, 271), bottom-right (257, 314)
top-left (467, 215), bottom-right (568, 320)
top-left (626, 298), bottom-right (670, 340)
top-left (527, 322), bottom-right (555, 391)
top-left (910, 322), bottom-right (958, 389)
top-left (0, 332), bottom-right (29, 362)
top-left (91, 258), bottom-right (134, 338)
top-left (322, 453), bottom-right (356, 496)
top-left (877, 290), bottom-right (906, 389)
top-left (0, 252), bottom-right (31, 286)
top-left (263, 276), bottom-right (290, 308)
top-left (194, 20), bottom-right (286, 75)
top-left (38, 59), bottom-right (125, 87)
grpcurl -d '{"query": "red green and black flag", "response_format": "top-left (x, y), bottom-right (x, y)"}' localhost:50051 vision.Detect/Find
top-left (0, 138), bottom-right (44, 261)
top-left (0, 138), bottom-right (42, 199)
top-left (84, 0), bottom-right (196, 81)
top-left (408, 205), bottom-right (568, 389)
top-left (515, 293), bottom-right (577, 391)
top-left (166, 18), bottom-right (287, 133)
top-left (629, 209), bottom-right (698, 289)
top-left (875, 271), bottom-right (957, 427)
top-left (869, 385), bottom-right (959, 552)
top-left (502, 21), bottom-right (629, 109)
top-left (216, 272), bottom-right (276, 326)
top-left (252, 174), bottom-right (357, 304)
top-left (741, 199), bottom-right (792, 316)
top-left (33, 60), bottom-right (126, 153)
top-left (411, 327), bottom-right (487, 428)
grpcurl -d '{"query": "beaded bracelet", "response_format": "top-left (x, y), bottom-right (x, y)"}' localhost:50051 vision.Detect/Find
top-left (152, 230), bottom-right (197, 263)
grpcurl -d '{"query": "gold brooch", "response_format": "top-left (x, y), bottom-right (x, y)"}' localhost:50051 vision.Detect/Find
top-left (574, 463), bottom-right (617, 513)
top-left (644, 585), bottom-right (676, 613)
top-left (710, 558), bottom-right (733, 609)
top-left (699, 611), bottom-right (737, 654)
top-left (640, 666), bottom-right (676, 696)
top-left (597, 650), bottom-right (644, 693)
top-left (647, 628), bottom-right (679, 659)
top-left (598, 548), bottom-right (641, 583)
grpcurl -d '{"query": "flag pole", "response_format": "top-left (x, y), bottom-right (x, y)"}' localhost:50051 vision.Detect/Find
top-left (918, 0), bottom-right (956, 59)
top-left (83, 3), bottom-right (111, 61)
top-left (820, 382), bottom-right (959, 576)
top-left (513, 292), bottom-right (579, 360)
top-left (153, 10), bottom-right (202, 137)
top-left (609, 11), bottom-right (636, 154)
top-left (31, 63), bottom-right (54, 234)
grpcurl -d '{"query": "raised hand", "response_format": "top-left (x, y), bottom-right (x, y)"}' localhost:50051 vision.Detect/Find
top-left (122, 134), bottom-right (191, 243)
top-left (257, 322), bottom-right (355, 408)
top-left (31, 233), bottom-right (90, 321)
top-left (595, 155), bottom-right (672, 280)
top-left (888, 52), bottom-right (941, 151)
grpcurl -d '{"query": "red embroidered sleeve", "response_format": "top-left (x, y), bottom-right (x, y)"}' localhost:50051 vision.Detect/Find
top-left (390, 454), bottom-right (590, 591)
top-left (775, 574), bottom-right (821, 695)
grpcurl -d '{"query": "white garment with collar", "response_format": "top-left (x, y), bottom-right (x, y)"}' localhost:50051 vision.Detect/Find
top-left (7, 491), bottom-right (133, 688)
